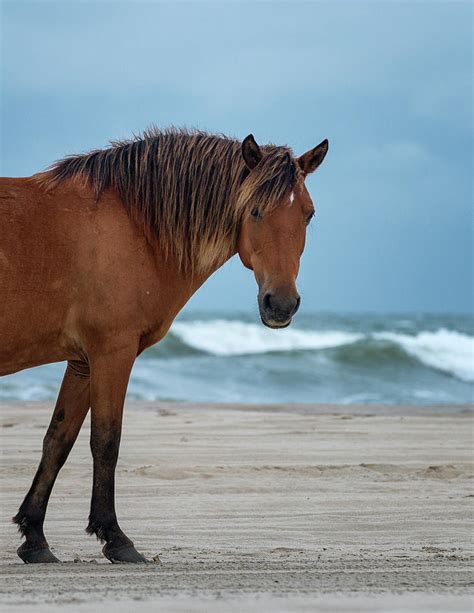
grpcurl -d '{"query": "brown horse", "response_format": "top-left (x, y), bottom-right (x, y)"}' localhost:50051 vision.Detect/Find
top-left (0, 128), bottom-right (328, 563)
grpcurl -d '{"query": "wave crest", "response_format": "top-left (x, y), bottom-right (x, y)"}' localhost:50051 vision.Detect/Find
top-left (171, 320), bottom-right (362, 356)
top-left (374, 329), bottom-right (474, 382)
top-left (168, 321), bottom-right (474, 382)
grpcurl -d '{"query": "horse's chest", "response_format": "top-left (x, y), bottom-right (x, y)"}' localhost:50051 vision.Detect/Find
top-left (138, 323), bottom-right (171, 355)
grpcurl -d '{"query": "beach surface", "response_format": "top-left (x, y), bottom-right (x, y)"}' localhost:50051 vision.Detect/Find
top-left (0, 401), bottom-right (472, 612)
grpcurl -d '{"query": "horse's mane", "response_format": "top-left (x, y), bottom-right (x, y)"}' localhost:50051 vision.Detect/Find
top-left (41, 127), bottom-right (300, 272)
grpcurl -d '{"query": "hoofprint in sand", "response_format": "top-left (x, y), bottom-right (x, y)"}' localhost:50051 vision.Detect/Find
top-left (0, 402), bottom-right (472, 612)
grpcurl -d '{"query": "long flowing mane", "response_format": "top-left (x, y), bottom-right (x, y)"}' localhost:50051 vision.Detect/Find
top-left (41, 127), bottom-right (300, 272)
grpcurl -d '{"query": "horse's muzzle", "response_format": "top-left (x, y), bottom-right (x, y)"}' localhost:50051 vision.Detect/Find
top-left (259, 292), bottom-right (301, 328)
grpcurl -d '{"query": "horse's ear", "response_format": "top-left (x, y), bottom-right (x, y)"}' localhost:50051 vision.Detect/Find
top-left (242, 134), bottom-right (263, 170)
top-left (297, 139), bottom-right (329, 175)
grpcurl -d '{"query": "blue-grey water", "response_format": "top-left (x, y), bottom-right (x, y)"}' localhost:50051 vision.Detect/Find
top-left (1, 313), bottom-right (472, 405)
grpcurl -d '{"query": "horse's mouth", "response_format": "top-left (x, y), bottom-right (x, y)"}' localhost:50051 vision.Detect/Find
top-left (260, 316), bottom-right (292, 329)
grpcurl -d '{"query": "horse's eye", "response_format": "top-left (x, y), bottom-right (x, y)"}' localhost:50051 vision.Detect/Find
top-left (306, 211), bottom-right (315, 225)
top-left (251, 208), bottom-right (261, 219)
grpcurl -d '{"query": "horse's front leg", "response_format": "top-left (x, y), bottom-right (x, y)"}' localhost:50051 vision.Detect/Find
top-left (14, 360), bottom-right (90, 563)
top-left (86, 343), bottom-right (147, 563)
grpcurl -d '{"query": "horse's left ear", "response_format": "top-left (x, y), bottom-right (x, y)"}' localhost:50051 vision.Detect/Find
top-left (297, 139), bottom-right (329, 175)
top-left (242, 134), bottom-right (263, 170)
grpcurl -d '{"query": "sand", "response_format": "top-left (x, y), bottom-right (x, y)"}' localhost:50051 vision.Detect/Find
top-left (0, 401), bottom-right (472, 612)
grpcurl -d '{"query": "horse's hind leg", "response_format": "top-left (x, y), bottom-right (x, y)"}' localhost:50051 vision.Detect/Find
top-left (86, 345), bottom-right (147, 563)
top-left (13, 360), bottom-right (90, 563)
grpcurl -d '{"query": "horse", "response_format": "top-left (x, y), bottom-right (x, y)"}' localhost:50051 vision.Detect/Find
top-left (0, 127), bottom-right (328, 564)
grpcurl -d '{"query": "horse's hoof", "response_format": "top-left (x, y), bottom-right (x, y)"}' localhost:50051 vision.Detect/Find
top-left (102, 543), bottom-right (148, 564)
top-left (17, 543), bottom-right (60, 564)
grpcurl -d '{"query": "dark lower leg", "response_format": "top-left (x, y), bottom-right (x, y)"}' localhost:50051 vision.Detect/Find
top-left (86, 420), bottom-right (128, 546)
top-left (87, 434), bottom-right (147, 562)
top-left (86, 346), bottom-right (147, 562)
top-left (13, 360), bottom-right (90, 561)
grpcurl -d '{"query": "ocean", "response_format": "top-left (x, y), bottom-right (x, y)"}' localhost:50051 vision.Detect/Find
top-left (0, 312), bottom-right (472, 405)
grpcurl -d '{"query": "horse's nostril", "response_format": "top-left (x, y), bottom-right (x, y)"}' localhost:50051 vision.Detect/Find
top-left (293, 296), bottom-right (301, 315)
top-left (263, 293), bottom-right (273, 312)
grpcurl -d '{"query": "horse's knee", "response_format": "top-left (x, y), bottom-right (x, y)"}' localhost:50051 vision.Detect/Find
top-left (90, 423), bottom-right (121, 464)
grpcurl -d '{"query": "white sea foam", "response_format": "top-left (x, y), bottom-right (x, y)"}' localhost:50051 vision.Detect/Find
top-left (171, 321), bottom-right (474, 382)
top-left (171, 320), bottom-right (363, 356)
top-left (374, 329), bottom-right (474, 382)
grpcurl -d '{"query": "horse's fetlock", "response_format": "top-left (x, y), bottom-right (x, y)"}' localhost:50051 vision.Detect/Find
top-left (87, 513), bottom-right (121, 543)
top-left (12, 508), bottom-right (44, 536)
top-left (86, 521), bottom-right (107, 542)
top-left (12, 511), bottom-right (29, 535)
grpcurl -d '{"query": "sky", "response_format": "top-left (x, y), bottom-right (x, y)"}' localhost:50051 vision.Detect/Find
top-left (1, 0), bottom-right (472, 314)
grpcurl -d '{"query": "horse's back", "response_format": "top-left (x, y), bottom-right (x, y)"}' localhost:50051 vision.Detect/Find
top-left (0, 176), bottom-right (80, 373)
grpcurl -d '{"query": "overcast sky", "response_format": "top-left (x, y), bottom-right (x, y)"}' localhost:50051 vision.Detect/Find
top-left (1, 1), bottom-right (472, 314)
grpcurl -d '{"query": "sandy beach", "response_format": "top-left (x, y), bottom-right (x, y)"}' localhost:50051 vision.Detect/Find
top-left (0, 401), bottom-right (472, 612)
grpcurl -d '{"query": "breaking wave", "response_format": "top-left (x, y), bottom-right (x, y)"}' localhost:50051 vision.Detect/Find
top-left (374, 329), bottom-right (474, 382)
top-left (166, 321), bottom-right (473, 382)
top-left (171, 320), bottom-right (363, 356)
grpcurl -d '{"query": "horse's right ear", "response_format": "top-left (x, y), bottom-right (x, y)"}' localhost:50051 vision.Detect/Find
top-left (297, 139), bottom-right (329, 176)
top-left (242, 134), bottom-right (263, 170)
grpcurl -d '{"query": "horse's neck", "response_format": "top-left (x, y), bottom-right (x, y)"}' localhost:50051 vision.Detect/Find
top-left (149, 209), bottom-right (240, 285)
top-left (134, 239), bottom-right (238, 353)
top-left (147, 233), bottom-right (238, 311)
